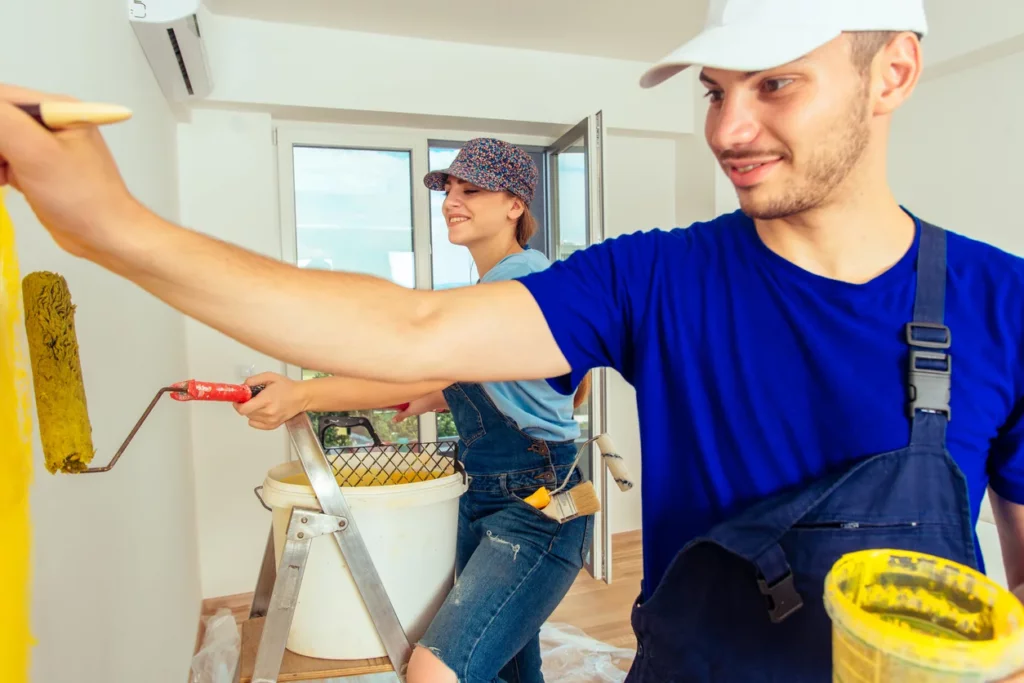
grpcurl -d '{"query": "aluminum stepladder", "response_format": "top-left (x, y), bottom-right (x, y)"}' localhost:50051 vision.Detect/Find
top-left (236, 413), bottom-right (413, 683)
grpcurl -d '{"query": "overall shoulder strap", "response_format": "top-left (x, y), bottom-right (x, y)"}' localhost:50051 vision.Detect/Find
top-left (444, 382), bottom-right (512, 429)
top-left (906, 220), bottom-right (951, 447)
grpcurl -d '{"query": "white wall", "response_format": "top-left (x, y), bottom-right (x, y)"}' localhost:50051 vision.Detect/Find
top-left (888, 45), bottom-right (1024, 588)
top-left (921, 1), bottom-right (1024, 68)
top-left (177, 110), bottom-right (290, 598)
top-left (198, 11), bottom-right (694, 136)
top-left (0, 0), bottom-right (202, 680)
top-left (890, 49), bottom-right (1024, 258)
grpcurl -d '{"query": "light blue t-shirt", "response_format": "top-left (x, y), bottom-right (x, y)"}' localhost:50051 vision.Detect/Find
top-left (478, 249), bottom-right (582, 442)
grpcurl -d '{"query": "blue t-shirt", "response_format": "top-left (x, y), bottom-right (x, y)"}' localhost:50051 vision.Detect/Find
top-left (478, 249), bottom-right (581, 443)
top-left (517, 209), bottom-right (1024, 595)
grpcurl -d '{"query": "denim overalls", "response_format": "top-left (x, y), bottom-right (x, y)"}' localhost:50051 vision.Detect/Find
top-left (626, 222), bottom-right (978, 682)
top-left (418, 381), bottom-right (594, 683)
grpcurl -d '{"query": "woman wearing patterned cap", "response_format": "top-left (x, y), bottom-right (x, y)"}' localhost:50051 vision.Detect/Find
top-left (235, 137), bottom-right (594, 683)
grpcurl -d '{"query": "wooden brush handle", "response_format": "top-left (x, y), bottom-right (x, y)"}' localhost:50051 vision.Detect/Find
top-left (19, 102), bottom-right (133, 130)
top-left (596, 434), bottom-right (634, 492)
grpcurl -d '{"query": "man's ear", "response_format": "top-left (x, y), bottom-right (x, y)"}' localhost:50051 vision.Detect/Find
top-left (872, 31), bottom-right (923, 116)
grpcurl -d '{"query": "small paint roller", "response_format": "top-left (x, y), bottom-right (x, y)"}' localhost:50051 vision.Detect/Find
top-left (596, 433), bottom-right (634, 491)
top-left (22, 271), bottom-right (265, 474)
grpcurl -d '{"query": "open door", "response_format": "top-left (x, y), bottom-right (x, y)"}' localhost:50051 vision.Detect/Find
top-left (543, 112), bottom-right (612, 583)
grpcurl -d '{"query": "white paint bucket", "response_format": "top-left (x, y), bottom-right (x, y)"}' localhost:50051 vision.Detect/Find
top-left (260, 458), bottom-right (467, 660)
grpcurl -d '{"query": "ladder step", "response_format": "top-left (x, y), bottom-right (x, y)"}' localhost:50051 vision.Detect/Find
top-left (238, 616), bottom-right (394, 682)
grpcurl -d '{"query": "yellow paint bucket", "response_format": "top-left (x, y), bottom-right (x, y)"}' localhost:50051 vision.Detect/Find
top-left (824, 549), bottom-right (1024, 682)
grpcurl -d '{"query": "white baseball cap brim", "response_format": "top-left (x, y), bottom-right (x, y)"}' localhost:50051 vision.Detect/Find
top-left (640, 22), bottom-right (842, 89)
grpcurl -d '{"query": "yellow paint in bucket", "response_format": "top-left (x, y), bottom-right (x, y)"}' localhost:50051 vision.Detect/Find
top-left (280, 467), bottom-right (446, 488)
top-left (824, 548), bottom-right (1024, 682)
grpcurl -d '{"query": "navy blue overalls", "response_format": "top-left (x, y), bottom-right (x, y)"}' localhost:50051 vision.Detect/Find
top-left (625, 222), bottom-right (978, 682)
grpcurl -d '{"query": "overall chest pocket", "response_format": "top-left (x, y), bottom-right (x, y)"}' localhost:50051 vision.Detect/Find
top-left (784, 519), bottom-right (964, 580)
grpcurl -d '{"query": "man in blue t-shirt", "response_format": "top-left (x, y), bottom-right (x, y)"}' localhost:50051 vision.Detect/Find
top-left (2, 0), bottom-right (1024, 680)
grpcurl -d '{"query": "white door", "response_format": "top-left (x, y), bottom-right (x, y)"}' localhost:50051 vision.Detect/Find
top-left (544, 112), bottom-right (612, 582)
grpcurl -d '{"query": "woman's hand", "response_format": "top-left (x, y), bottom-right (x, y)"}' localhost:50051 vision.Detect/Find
top-left (392, 390), bottom-right (448, 422)
top-left (233, 371), bottom-right (310, 430)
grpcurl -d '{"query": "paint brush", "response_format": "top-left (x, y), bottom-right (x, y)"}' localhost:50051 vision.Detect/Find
top-left (16, 102), bottom-right (132, 130)
top-left (539, 481), bottom-right (601, 522)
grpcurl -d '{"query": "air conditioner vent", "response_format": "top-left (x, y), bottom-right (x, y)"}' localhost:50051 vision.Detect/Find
top-left (166, 27), bottom-right (194, 96)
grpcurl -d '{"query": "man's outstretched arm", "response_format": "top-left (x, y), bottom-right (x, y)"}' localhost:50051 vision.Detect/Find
top-left (0, 84), bottom-right (569, 384)
top-left (77, 204), bottom-right (568, 383)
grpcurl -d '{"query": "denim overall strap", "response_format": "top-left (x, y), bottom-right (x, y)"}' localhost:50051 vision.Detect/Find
top-left (624, 222), bottom-right (977, 682)
top-left (445, 381), bottom-right (533, 435)
top-left (906, 220), bottom-right (952, 450)
top-left (443, 381), bottom-right (567, 481)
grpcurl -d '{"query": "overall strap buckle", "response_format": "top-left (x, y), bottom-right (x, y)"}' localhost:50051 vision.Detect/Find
top-left (753, 544), bottom-right (803, 623)
top-left (905, 222), bottom-right (951, 430)
top-left (757, 570), bottom-right (802, 623)
top-left (906, 322), bottom-right (952, 420)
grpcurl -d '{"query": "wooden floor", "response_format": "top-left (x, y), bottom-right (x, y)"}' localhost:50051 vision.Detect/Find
top-left (198, 530), bottom-right (642, 654)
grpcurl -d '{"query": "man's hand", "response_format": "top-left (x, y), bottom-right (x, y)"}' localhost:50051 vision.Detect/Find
top-left (233, 372), bottom-right (309, 430)
top-left (0, 84), bottom-right (139, 259)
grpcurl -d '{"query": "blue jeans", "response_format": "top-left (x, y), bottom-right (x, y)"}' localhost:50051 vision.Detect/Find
top-left (419, 383), bottom-right (594, 682)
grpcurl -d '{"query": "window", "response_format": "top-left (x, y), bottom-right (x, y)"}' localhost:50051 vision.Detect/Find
top-left (550, 144), bottom-right (590, 442)
top-left (428, 145), bottom-right (477, 290)
top-left (291, 144), bottom-right (420, 445)
top-left (554, 151), bottom-right (588, 260)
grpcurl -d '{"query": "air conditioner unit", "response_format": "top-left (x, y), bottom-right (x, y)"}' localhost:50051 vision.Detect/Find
top-left (129, 0), bottom-right (213, 101)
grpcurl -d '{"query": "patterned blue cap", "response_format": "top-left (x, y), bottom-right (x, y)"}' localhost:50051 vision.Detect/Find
top-left (424, 138), bottom-right (538, 204)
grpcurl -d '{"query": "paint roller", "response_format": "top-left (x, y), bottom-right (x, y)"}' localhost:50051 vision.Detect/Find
top-left (22, 271), bottom-right (264, 474)
top-left (596, 434), bottom-right (634, 492)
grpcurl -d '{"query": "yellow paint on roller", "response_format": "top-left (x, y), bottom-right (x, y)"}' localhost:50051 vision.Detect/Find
top-left (22, 271), bottom-right (95, 474)
top-left (0, 190), bottom-right (33, 683)
top-left (281, 467), bottom-right (446, 488)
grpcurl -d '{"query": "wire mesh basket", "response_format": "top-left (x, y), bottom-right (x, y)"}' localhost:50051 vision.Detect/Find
top-left (318, 415), bottom-right (465, 488)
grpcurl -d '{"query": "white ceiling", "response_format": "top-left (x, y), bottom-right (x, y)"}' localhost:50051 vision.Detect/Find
top-left (204, 0), bottom-right (710, 62)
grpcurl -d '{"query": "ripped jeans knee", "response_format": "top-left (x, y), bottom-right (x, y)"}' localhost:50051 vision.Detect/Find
top-left (408, 644), bottom-right (457, 683)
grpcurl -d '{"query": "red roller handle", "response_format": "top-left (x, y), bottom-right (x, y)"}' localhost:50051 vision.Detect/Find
top-left (387, 402), bottom-right (449, 414)
top-left (169, 380), bottom-right (265, 402)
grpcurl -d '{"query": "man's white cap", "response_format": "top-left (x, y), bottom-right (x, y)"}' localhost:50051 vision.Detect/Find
top-left (640, 0), bottom-right (928, 89)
